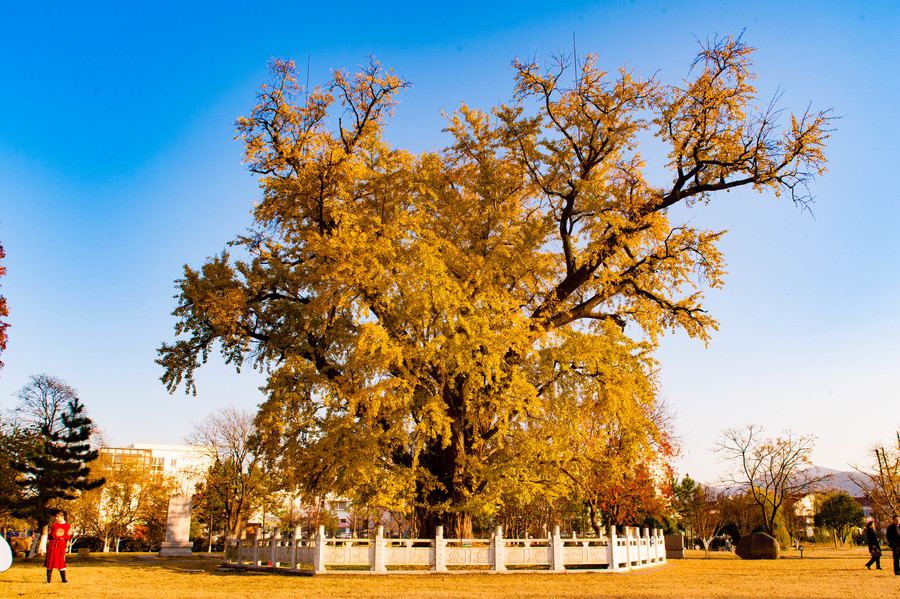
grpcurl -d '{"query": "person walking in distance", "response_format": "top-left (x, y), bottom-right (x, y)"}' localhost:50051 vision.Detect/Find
top-left (887, 515), bottom-right (900, 575)
top-left (45, 510), bottom-right (71, 583)
top-left (864, 521), bottom-right (882, 570)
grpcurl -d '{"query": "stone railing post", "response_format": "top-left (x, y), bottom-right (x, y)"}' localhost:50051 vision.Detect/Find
top-left (225, 535), bottom-right (237, 566)
top-left (372, 525), bottom-right (386, 572)
top-left (636, 527), bottom-right (642, 565)
top-left (433, 526), bottom-right (446, 572)
top-left (270, 529), bottom-right (281, 567)
top-left (633, 527), bottom-right (640, 567)
top-left (291, 526), bottom-right (302, 570)
top-left (608, 525), bottom-right (618, 571)
top-left (492, 525), bottom-right (506, 571)
top-left (653, 528), bottom-right (660, 563)
top-left (250, 527), bottom-right (260, 567)
top-left (642, 528), bottom-right (650, 565)
top-left (313, 525), bottom-right (326, 573)
top-left (658, 529), bottom-right (666, 562)
top-left (225, 535), bottom-right (236, 564)
top-left (625, 527), bottom-right (633, 568)
top-left (551, 525), bottom-right (565, 571)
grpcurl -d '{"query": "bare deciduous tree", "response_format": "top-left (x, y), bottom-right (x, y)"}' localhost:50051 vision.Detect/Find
top-left (15, 374), bottom-right (78, 435)
top-left (724, 491), bottom-right (764, 538)
top-left (688, 485), bottom-right (729, 558)
top-left (716, 425), bottom-right (828, 536)
top-left (779, 493), bottom-right (811, 545)
top-left (187, 407), bottom-right (267, 537)
top-left (851, 433), bottom-right (900, 526)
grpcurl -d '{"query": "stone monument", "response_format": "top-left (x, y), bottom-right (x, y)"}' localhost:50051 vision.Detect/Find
top-left (159, 495), bottom-right (193, 557)
top-left (664, 533), bottom-right (685, 559)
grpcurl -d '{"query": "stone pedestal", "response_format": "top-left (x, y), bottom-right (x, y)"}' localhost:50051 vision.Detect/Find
top-left (159, 495), bottom-right (193, 557)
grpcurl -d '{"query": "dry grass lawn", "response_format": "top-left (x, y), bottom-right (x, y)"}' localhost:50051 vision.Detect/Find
top-left (2, 546), bottom-right (897, 598)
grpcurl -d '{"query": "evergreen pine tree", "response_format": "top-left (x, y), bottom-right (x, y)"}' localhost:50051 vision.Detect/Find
top-left (14, 396), bottom-right (105, 557)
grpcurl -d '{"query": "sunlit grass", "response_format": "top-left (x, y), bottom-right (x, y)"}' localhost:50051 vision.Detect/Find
top-left (2, 547), bottom-right (897, 598)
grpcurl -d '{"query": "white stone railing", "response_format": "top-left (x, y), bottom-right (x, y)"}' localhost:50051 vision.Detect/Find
top-left (223, 524), bottom-right (666, 573)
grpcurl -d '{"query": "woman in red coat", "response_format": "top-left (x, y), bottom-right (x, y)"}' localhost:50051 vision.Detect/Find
top-left (45, 510), bottom-right (71, 583)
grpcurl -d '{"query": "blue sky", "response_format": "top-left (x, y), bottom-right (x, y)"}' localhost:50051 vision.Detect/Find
top-left (1, 0), bottom-right (897, 483)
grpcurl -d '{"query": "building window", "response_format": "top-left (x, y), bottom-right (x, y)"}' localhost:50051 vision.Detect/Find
top-left (150, 457), bottom-right (165, 472)
top-left (101, 447), bottom-right (151, 471)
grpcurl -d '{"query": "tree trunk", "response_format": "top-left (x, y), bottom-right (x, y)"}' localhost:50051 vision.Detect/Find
top-left (445, 512), bottom-right (473, 539)
top-left (415, 508), bottom-right (473, 539)
top-left (702, 538), bottom-right (710, 559)
top-left (413, 394), bottom-right (478, 539)
top-left (230, 513), bottom-right (245, 538)
top-left (765, 516), bottom-right (775, 536)
top-left (587, 502), bottom-right (602, 536)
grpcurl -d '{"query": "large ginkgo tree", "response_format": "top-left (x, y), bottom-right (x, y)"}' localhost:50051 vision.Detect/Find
top-left (158, 36), bottom-right (830, 537)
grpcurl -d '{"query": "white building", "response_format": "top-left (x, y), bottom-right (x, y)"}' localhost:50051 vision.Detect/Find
top-left (101, 443), bottom-right (211, 494)
top-left (793, 493), bottom-right (816, 538)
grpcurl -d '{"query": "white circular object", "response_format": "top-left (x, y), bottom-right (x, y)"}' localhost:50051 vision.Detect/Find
top-left (0, 536), bottom-right (11, 572)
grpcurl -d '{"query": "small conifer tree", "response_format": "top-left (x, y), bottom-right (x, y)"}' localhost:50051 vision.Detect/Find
top-left (14, 396), bottom-right (105, 557)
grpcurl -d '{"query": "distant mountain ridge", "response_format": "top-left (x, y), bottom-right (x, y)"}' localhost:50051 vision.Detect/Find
top-left (707, 467), bottom-right (868, 497)
top-left (805, 467), bottom-right (866, 497)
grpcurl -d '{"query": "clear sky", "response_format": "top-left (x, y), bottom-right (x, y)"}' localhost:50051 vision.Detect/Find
top-left (1, 0), bottom-right (897, 484)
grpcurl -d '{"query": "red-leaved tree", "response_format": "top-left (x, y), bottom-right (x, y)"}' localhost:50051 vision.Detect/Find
top-left (591, 462), bottom-right (672, 531)
top-left (0, 235), bottom-right (8, 369)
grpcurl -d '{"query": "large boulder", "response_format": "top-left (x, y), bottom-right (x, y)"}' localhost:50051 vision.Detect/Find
top-left (735, 532), bottom-right (780, 560)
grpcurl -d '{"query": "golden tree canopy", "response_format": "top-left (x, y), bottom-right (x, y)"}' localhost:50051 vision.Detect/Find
top-left (158, 36), bottom-right (831, 537)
